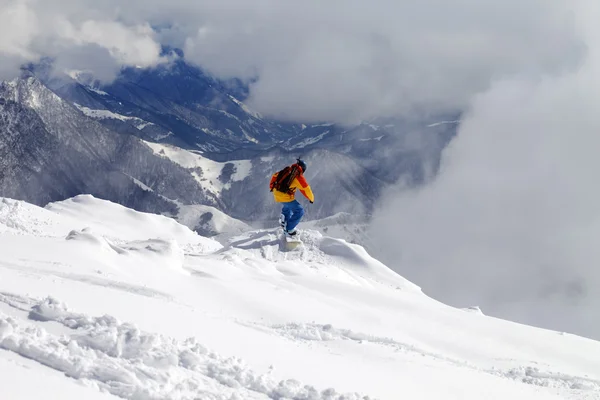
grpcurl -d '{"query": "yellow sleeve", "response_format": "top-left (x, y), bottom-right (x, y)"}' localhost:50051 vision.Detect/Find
top-left (292, 175), bottom-right (314, 202)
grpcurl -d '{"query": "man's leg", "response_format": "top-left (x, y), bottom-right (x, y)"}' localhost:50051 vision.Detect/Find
top-left (284, 200), bottom-right (304, 233)
top-left (280, 202), bottom-right (293, 229)
top-left (278, 214), bottom-right (286, 228)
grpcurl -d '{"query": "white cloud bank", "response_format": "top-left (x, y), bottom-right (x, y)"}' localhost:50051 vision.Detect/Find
top-left (0, 0), bottom-right (585, 122)
top-left (369, 0), bottom-right (600, 340)
top-left (0, 0), bottom-right (164, 82)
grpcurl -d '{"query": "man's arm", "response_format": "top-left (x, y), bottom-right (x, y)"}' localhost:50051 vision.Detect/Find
top-left (295, 175), bottom-right (315, 202)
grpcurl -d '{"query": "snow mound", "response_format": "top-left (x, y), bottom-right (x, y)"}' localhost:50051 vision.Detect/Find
top-left (66, 228), bottom-right (120, 253)
top-left (46, 195), bottom-right (222, 254)
top-left (1, 195), bottom-right (221, 257)
top-left (0, 198), bottom-right (72, 236)
top-left (0, 295), bottom-right (372, 400)
top-left (66, 228), bottom-right (186, 271)
top-left (268, 322), bottom-right (405, 346)
top-left (221, 229), bottom-right (418, 291)
top-left (463, 306), bottom-right (485, 315)
top-left (119, 239), bottom-right (186, 271)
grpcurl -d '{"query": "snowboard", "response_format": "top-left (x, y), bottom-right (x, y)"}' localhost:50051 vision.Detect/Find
top-left (282, 231), bottom-right (302, 250)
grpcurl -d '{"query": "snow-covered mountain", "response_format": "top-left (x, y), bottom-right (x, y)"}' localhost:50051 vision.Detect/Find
top-left (0, 61), bottom-right (455, 226)
top-left (1, 195), bottom-right (599, 400)
top-left (45, 59), bottom-right (294, 152)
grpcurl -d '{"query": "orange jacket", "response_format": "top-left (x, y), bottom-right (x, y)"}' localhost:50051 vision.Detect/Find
top-left (270, 168), bottom-right (315, 203)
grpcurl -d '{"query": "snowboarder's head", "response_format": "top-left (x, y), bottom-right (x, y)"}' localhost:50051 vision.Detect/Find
top-left (296, 159), bottom-right (307, 173)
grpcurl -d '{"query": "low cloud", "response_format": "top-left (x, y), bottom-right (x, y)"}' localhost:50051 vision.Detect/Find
top-left (182, 0), bottom-right (584, 122)
top-left (0, 0), bottom-right (585, 122)
top-left (0, 0), bottom-right (164, 82)
top-left (369, 0), bottom-right (600, 339)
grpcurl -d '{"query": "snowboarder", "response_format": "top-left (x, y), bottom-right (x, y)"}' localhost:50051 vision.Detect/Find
top-left (269, 159), bottom-right (314, 236)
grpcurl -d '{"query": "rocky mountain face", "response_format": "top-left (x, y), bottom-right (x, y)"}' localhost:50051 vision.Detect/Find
top-left (0, 62), bottom-right (457, 230)
top-left (0, 76), bottom-right (217, 215)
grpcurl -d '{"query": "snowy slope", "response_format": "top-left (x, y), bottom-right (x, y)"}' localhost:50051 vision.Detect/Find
top-left (1, 196), bottom-right (600, 400)
top-left (143, 141), bottom-right (252, 196)
top-left (176, 203), bottom-right (251, 237)
top-left (74, 103), bottom-right (155, 131)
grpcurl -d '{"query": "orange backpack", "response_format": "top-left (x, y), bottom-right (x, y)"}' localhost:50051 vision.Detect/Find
top-left (270, 164), bottom-right (301, 194)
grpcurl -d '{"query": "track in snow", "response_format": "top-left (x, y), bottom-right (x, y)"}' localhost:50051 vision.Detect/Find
top-left (0, 293), bottom-right (373, 400)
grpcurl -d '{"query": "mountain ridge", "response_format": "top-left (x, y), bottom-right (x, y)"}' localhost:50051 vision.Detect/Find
top-left (0, 61), bottom-right (456, 230)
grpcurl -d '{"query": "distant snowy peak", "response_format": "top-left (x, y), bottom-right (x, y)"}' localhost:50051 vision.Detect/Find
top-left (64, 69), bottom-right (102, 87)
top-left (58, 62), bottom-right (296, 150)
top-left (0, 76), bottom-right (61, 111)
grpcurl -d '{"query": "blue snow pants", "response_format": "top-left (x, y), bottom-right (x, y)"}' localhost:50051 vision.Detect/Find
top-left (281, 200), bottom-right (304, 232)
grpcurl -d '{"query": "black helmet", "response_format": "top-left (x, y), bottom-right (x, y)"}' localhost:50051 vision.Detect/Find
top-left (296, 158), bottom-right (307, 173)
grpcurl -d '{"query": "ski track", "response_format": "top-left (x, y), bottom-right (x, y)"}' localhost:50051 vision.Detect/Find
top-left (0, 294), bottom-right (373, 400)
top-left (0, 261), bottom-right (174, 301)
top-left (245, 321), bottom-right (600, 394)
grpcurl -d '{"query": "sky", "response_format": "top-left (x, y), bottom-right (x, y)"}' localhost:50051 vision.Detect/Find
top-left (369, 0), bottom-right (600, 340)
top-left (0, 0), bottom-right (584, 122)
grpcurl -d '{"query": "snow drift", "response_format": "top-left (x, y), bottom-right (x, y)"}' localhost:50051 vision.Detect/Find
top-left (1, 195), bottom-right (599, 400)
